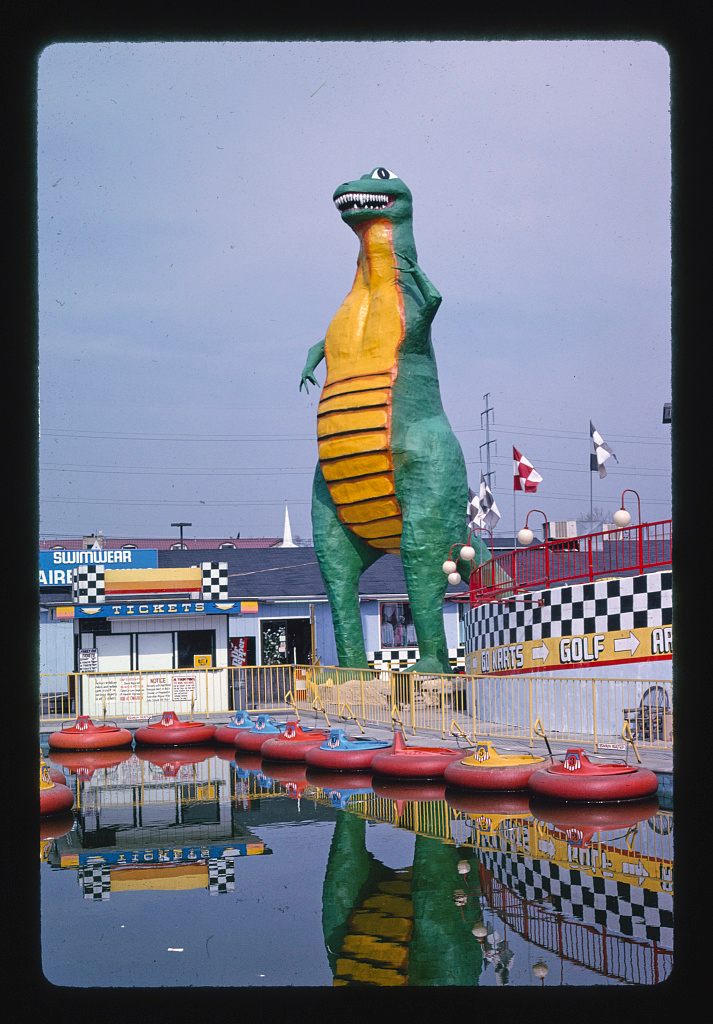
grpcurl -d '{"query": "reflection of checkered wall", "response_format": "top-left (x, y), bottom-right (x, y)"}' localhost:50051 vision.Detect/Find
top-left (201, 562), bottom-right (228, 601)
top-left (463, 571), bottom-right (672, 651)
top-left (479, 847), bottom-right (673, 950)
top-left (208, 857), bottom-right (235, 894)
top-left (368, 647), bottom-right (466, 673)
top-left (79, 863), bottom-right (111, 900)
top-left (72, 564), bottom-right (106, 604)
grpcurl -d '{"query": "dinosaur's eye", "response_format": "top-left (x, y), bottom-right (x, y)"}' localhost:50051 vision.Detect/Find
top-left (372, 167), bottom-right (398, 180)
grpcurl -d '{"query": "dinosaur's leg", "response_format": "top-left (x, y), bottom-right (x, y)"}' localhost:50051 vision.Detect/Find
top-left (311, 465), bottom-right (383, 668)
top-left (395, 430), bottom-right (467, 675)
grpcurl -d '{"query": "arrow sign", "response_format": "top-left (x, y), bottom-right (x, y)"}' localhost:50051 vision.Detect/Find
top-left (531, 641), bottom-right (550, 662)
top-left (614, 631), bottom-right (640, 656)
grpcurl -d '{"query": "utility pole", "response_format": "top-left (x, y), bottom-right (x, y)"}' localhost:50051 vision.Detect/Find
top-left (479, 393), bottom-right (496, 490)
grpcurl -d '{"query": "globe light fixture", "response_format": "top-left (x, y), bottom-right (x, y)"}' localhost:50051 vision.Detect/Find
top-left (613, 507), bottom-right (631, 528)
top-left (448, 571), bottom-right (462, 585)
top-left (457, 859), bottom-right (471, 876)
top-left (532, 959), bottom-right (549, 985)
top-left (472, 922), bottom-right (488, 940)
top-left (442, 559), bottom-right (457, 575)
top-left (460, 545), bottom-right (476, 561)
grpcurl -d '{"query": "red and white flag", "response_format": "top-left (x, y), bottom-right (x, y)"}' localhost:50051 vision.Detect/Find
top-left (513, 447), bottom-right (543, 492)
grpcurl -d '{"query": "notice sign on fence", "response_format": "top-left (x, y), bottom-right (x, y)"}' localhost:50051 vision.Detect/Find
top-left (78, 648), bottom-right (98, 672)
top-left (172, 673), bottom-right (196, 701)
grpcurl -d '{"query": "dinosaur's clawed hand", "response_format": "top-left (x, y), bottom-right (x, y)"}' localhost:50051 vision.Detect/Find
top-left (394, 251), bottom-right (417, 273)
top-left (300, 371), bottom-right (318, 392)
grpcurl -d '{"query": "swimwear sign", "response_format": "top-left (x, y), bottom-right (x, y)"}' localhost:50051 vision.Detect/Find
top-left (468, 625), bottom-right (673, 675)
top-left (39, 549), bottom-right (158, 587)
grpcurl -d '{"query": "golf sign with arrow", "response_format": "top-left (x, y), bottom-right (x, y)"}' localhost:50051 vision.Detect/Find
top-left (469, 625), bottom-right (671, 675)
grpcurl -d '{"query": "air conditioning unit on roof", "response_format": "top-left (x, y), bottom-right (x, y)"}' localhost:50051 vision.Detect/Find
top-left (548, 520), bottom-right (577, 539)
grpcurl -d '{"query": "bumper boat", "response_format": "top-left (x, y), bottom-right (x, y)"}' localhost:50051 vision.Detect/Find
top-left (48, 715), bottom-right (133, 751)
top-left (261, 720), bottom-right (329, 762)
top-left (133, 710), bottom-right (216, 747)
top-left (369, 728), bottom-right (462, 780)
top-left (304, 727), bottom-right (391, 771)
top-left (40, 759), bottom-right (74, 816)
top-left (444, 740), bottom-right (547, 792)
top-left (213, 710), bottom-right (257, 745)
top-left (232, 714), bottom-right (286, 752)
top-left (527, 746), bottom-right (660, 802)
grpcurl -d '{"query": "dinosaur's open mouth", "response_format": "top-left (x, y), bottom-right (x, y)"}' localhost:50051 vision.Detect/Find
top-left (334, 192), bottom-right (394, 213)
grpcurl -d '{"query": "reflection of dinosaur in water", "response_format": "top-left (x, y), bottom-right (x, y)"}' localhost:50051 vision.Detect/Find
top-left (322, 812), bottom-right (484, 985)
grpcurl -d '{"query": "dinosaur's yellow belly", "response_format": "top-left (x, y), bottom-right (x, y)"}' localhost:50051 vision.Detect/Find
top-left (318, 221), bottom-right (404, 554)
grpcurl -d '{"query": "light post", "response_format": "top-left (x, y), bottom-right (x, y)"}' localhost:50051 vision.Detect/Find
top-left (613, 488), bottom-right (641, 528)
top-left (613, 489), bottom-right (643, 572)
top-left (516, 508), bottom-right (549, 547)
top-left (171, 521), bottom-right (192, 549)
top-left (517, 509), bottom-right (550, 590)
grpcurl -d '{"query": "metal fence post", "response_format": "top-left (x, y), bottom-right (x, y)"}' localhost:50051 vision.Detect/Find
top-left (592, 678), bottom-right (598, 752)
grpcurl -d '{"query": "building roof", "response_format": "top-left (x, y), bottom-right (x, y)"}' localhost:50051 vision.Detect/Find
top-left (39, 536), bottom-right (283, 551)
top-left (159, 547), bottom-right (470, 601)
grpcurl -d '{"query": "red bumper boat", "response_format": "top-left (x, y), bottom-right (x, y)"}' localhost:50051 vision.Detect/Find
top-left (444, 740), bottom-right (547, 792)
top-left (528, 747), bottom-right (660, 803)
top-left (40, 759), bottom-right (74, 816)
top-left (369, 729), bottom-right (462, 780)
top-left (48, 716), bottom-right (133, 751)
top-left (133, 710), bottom-right (216, 747)
top-left (260, 720), bottom-right (329, 762)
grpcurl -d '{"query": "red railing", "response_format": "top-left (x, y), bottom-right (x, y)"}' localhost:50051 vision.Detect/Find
top-left (470, 519), bottom-right (672, 607)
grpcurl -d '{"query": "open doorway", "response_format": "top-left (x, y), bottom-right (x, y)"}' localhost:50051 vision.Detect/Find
top-left (260, 618), bottom-right (312, 664)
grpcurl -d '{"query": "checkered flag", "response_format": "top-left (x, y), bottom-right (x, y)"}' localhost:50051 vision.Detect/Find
top-left (513, 447), bottom-right (543, 492)
top-left (201, 562), bottom-right (228, 600)
top-left (208, 857), bottom-right (235, 894)
top-left (468, 474), bottom-right (501, 531)
top-left (72, 563), bottom-right (106, 604)
top-left (590, 421), bottom-right (618, 478)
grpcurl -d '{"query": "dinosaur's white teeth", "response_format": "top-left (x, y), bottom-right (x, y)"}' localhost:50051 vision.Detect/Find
top-left (334, 191), bottom-right (391, 211)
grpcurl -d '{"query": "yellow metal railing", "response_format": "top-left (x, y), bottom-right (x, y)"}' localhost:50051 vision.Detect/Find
top-left (40, 666), bottom-right (673, 752)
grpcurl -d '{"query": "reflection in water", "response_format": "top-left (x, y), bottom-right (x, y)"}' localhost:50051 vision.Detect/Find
top-left (41, 747), bottom-right (673, 987)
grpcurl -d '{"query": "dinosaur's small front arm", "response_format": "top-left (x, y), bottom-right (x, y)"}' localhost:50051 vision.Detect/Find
top-left (395, 251), bottom-right (442, 320)
top-left (299, 339), bottom-right (326, 392)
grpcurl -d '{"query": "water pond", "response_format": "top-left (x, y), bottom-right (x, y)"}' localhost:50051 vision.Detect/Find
top-left (40, 745), bottom-right (673, 988)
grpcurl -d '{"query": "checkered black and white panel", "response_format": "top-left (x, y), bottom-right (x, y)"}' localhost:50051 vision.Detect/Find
top-left (201, 562), bottom-right (228, 601)
top-left (463, 571), bottom-right (672, 651)
top-left (208, 857), bottom-right (235, 894)
top-left (72, 563), bottom-right (106, 604)
top-left (368, 647), bottom-right (465, 673)
top-left (78, 863), bottom-right (111, 900)
top-left (479, 847), bottom-right (673, 949)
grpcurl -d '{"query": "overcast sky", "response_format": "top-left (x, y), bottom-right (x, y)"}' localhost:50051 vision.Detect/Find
top-left (37, 39), bottom-right (671, 544)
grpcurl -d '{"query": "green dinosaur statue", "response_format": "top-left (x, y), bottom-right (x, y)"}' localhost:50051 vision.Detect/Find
top-left (300, 167), bottom-right (490, 674)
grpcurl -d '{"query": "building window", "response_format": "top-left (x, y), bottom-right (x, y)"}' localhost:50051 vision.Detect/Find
top-left (176, 629), bottom-right (215, 669)
top-left (219, 543), bottom-right (236, 549)
top-left (379, 602), bottom-right (417, 648)
top-left (170, 543), bottom-right (188, 550)
top-left (122, 544), bottom-right (137, 549)
top-left (51, 545), bottom-right (65, 550)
